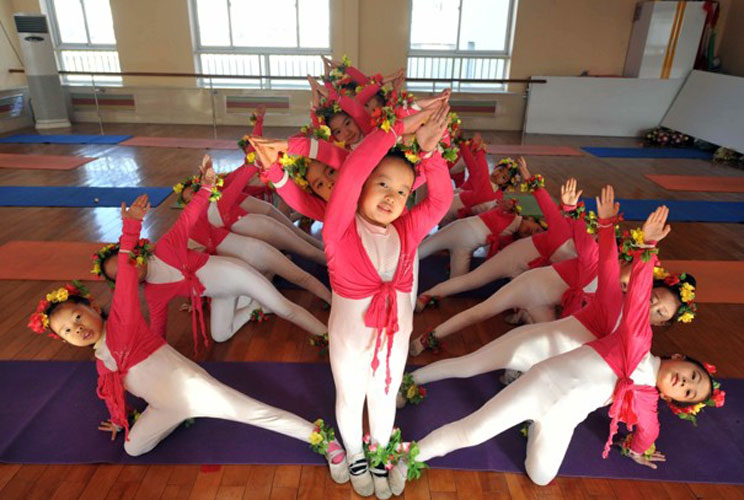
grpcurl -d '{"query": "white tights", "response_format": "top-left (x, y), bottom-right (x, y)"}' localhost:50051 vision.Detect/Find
top-left (239, 196), bottom-right (323, 249)
top-left (123, 344), bottom-right (314, 456)
top-left (196, 256), bottom-right (327, 342)
top-left (230, 213), bottom-right (327, 266)
top-left (418, 217), bottom-right (491, 278)
top-left (428, 266), bottom-right (568, 341)
top-left (412, 316), bottom-right (595, 385)
top-left (216, 233), bottom-right (331, 303)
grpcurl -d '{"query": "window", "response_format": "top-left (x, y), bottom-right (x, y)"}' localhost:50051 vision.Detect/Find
top-left (44, 0), bottom-right (122, 85)
top-left (191, 0), bottom-right (331, 89)
top-left (408, 0), bottom-right (516, 92)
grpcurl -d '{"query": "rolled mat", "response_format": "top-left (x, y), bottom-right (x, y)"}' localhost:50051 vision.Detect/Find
top-left (645, 175), bottom-right (744, 193)
top-left (0, 360), bottom-right (741, 484)
top-left (662, 260), bottom-right (744, 304)
top-left (0, 134), bottom-right (131, 145)
top-left (0, 241), bottom-right (104, 281)
top-left (486, 145), bottom-right (582, 156)
top-left (581, 147), bottom-right (713, 159)
top-left (580, 198), bottom-right (744, 223)
top-left (119, 137), bottom-right (239, 150)
top-left (0, 153), bottom-right (94, 170)
top-left (0, 186), bottom-right (172, 208)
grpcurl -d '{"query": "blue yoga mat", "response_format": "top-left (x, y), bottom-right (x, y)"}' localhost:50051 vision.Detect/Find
top-left (0, 134), bottom-right (131, 145)
top-left (581, 147), bottom-right (713, 159)
top-left (1, 360), bottom-right (742, 484)
top-left (581, 198), bottom-right (744, 223)
top-left (0, 186), bottom-right (172, 208)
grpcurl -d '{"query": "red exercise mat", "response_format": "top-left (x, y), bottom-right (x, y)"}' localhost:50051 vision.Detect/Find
top-left (486, 145), bottom-right (582, 156)
top-left (0, 153), bottom-right (94, 170)
top-left (646, 174), bottom-right (744, 193)
top-left (119, 136), bottom-right (239, 150)
top-left (663, 260), bottom-right (744, 304)
top-left (0, 241), bottom-right (104, 281)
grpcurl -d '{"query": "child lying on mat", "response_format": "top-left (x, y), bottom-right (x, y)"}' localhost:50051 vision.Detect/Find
top-left (27, 194), bottom-right (349, 483)
top-left (389, 190), bottom-right (724, 490)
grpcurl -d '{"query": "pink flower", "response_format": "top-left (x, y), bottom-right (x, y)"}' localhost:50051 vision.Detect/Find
top-left (368, 444), bottom-right (378, 453)
top-left (712, 389), bottom-right (726, 408)
top-left (703, 362), bottom-right (717, 375)
top-left (363, 434), bottom-right (371, 444)
top-left (385, 462), bottom-right (394, 470)
top-left (402, 442), bottom-right (411, 453)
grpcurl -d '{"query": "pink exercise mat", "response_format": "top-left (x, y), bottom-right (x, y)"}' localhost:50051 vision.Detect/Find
top-left (119, 136), bottom-right (240, 150)
top-left (0, 153), bottom-right (94, 170)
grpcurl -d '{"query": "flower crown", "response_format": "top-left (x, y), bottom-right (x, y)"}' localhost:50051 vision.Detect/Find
top-left (172, 174), bottom-right (224, 207)
top-left (665, 362), bottom-right (725, 425)
top-left (91, 239), bottom-right (154, 288)
top-left (321, 55), bottom-right (354, 88)
top-left (28, 281), bottom-right (91, 337)
top-left (494, 157), bottom-right (522, 192)
top-left (617, 227), bottom-right (659, 263)
top-left (653, 267), bottom-right (697, 323)
top-left (313, 95), bottom-right (344, 124)
top-left (278, 152), bottom-right (313, 192)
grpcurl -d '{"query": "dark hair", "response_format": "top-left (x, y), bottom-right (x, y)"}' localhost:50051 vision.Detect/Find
top-left (653, 273), bottom-right (696, 318)
top-left (323, 109), bottom-right (350, 124)
top-left (381, 150), bottom-right (418, 182)
top-left (46, 295), bottom-right (108, 323)
top-left (662, 355), bottom-right (713, 406)
top-left (368, 92), bottom-right (385, 107)
top-left (100, 252), bottom-right (119, 283)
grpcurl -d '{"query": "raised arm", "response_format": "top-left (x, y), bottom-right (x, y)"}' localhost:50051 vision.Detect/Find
top-left (335, 91), bottom-right (374, 135)
top-left (458, 142), bottom-right (497, 207)
top-left (592, 186), bottom-right (623, 335)
top-left (251, 106), bottom-right (265, 137)
top-left (265, 161), bottom-right (327, 221)
top-left (217, 163), bottom-right (259, 216)
top-left (288, 135), bottom-right (349, 169)
top-left (322, 124), bottom-right (403, 241)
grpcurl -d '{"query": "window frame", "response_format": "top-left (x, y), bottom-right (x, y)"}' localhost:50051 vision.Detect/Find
top-left (44, 0), bottom-right (118, 51)
top-left (189, 0), bottom-right (332, 89)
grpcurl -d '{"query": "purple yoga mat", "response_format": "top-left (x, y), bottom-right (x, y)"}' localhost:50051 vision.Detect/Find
top-left (1, 361), bottom-right (742, 484)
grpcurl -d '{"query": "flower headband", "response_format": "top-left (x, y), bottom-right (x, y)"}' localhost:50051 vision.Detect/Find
top-left (617, 227), bottom-right (659, 263)
top-left (278, 152), bottom-right (313, 192)
top-left (172, 174), bottom-right (224, 207)
top-left (665, 362), bottom-right (725, 425)
top-left (653, 267), bottom-right (697, 323)
top-left (28, 281), bottom-right (91, 337)
top-left (91, 240), bottom-right (154, 288)
top-left (495, 157), bottom-right (522, 192)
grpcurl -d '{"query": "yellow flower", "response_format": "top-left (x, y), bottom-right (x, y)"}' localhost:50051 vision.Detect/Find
top-left (678, 311), bottom-right (695, 323)
top-left (380, 120), bottom-right (391, 132)
top-left (279, 154), bottom-right (296, 167)
top-left (295, 177), bottom-right (309, 189)
top-left (46, 288), bottom-right (69, 303)
top-left (680, 283), bottom-right (696, 303)
top-left (92, 262), bottom-right (101, 275)
top-left (313, 418), bottom-right (324, 428)
top-left (519, 183), bottom-right (528, 193)
top-left (215, 177), bottom-right (224, 188)
top-left (333, 140), bottom-right (346, 149)
top-left (404, 151), bottom-right (420, 164)
top-left (173, 183), bottom-right (184, 194)
top-left (136, 256), bottom-right (145, 266)
top-left (318, 125), bottom-right (332, 139)
top-left (653, 267), bottom-right (670, 280)
top-left (630, 228), bottom-right (645, 246)
top-left (689, 402), bottom-right (705, 414)
top-left (341, 55), bottom-right (352, 67)
top-left (407, 385), bottom-right (417, 399)
top-left (245, 152), bottom-right (256, 164)
top-left (309, 432), bottom-right (323, 446)
top-left (41, 314), bottom-right (49, 329)
top-left (355, 85), bottom-right (363, 94)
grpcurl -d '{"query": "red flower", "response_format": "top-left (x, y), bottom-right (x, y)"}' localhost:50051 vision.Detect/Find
top-left (64, 283), bottom-right (79, 295)
top-left (418, 387), bottom-right (427, 396)
top-left (664, 276), bottom-right (680, 286)
top-left (712, 389), bottom-right (726, 408)
top-left (36, 299), bottom-right (50, 313)
top-left (28, 313), bottom-right (47, 333)
top-left (703, 362), bottom-right (717, 375)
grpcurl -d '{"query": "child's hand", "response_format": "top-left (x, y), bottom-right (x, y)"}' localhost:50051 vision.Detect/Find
top-left (121, 194), bottom-right (150, 221)
top-left (627, 448), bottom-right (666, 470)
top-left (595, 185), bottom-right (619, 220)
top-left (642, 205), bottom-right (671, 244)
top-left (199, 154), bottom-right (213, 177)
top-left (254, 105), bottom-right (266, 119)
top-left (248, 137), bottom-right (289, 170)
top-left (472, 132), bottom-right (486, 152)
top-left (516, 156), bottom-right (531, 180)
top-left (415, 103), bottom-right (450, 153)
top-left (98, 420), bottom-right (121, 441)
top-left (418, 89), bottom-right (451, 110)
top-left (321, 55), bottom-right (332, 77)
top-left (401, 106), bottom-right (434, 135)
top-left (560, 178), bottom-right (583, 206)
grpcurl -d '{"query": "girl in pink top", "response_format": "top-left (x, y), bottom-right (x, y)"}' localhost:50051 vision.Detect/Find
top-left (389, 190), bottom-right (721, 491)
top-left (416, 158), bottom-right (576, 311)
top-left (95, 165), bottom-right (327, 346)
top-left (322, 104), bottom-right (453, 498)
top-left (28, 195), bottom-right (349, 483)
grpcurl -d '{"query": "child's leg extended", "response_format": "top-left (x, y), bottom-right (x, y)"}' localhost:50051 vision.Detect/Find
top-left (197, 256), bottom-right (327, 341)
top-left (217, 233), bottom-right (331, 303)
top-left (419, 217), bottom-right (489, 278)
top-left (230, 213), bottom-right (327, 265)
top-left (239, 196), bottom-right (323, 249)
top-left (421, 237), bottom-right (540, 299)
top-left (415, 365), bottom-right (551, 463)
top-left (425, 266), bottom-right (568, 343)
top-left (411, 316), bottom-right (594, 385)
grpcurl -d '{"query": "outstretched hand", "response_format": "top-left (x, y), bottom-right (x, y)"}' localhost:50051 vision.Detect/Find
top-left (629, 449), bottom-right (666, 469)
top-left (200, 155), bottom-right (217, 186)
top-left (595, 185), bottom-right (619, 220)
top-left (516, 156), bottom-right (530, 180)
top-left (415, 103), bottom-right (450, 152)
top-left (98, 420), bottom-right (121, 441)
top-left (642, 205), bottom-right (671, 243)
top-left (307, 76), bottom-right (327, 108)
top-left (471, 132), bottom-right (486, 152)
top-left (248, 136), bottom-right (289, 171)
top-left (254, 104), bottom-right (266, 119)
top-left (560, 178), bottom-right (583, 206)
top-left (121, 194), bottom-right (150, 221)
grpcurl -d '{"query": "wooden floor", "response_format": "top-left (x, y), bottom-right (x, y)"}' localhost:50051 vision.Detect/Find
top-left (0, 122), bottom-right (743, 499)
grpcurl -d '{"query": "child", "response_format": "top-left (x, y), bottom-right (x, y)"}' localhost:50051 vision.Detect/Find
top-left (416, 158), bottom-right (574, 310)
top-left (389, 193), bottom-right (723, 491)
top-left (95, 167), bottom-right (327, 346)
top-left (28, 194), bottom-right (349, 482)
top-left (322, 104), bottom-right (453, 498)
